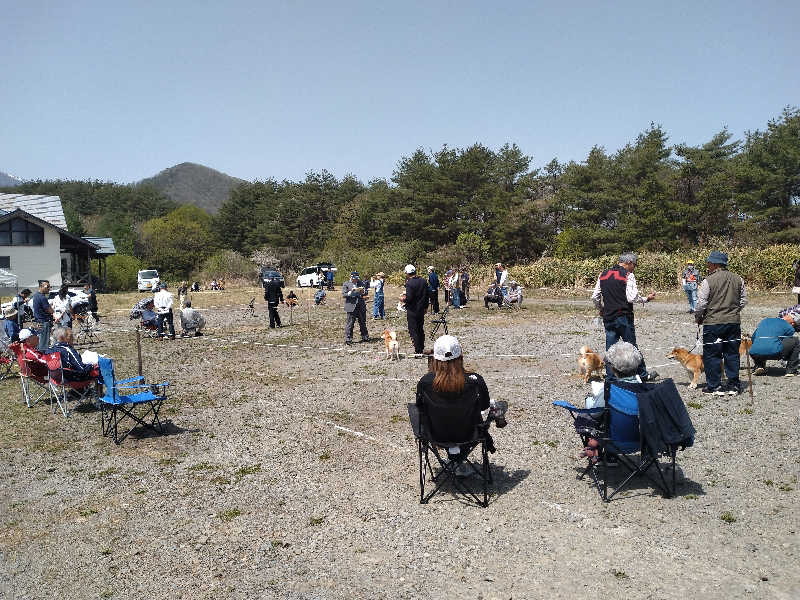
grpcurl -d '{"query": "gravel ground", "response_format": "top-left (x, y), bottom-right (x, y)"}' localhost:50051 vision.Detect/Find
top-left (1, 286), bottom-right (798, 599)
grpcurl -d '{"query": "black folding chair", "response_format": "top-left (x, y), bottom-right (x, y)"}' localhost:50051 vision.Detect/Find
top-left (429, 305), bottom-right (449, 337)
top-left (408, 395), bottom-right (505, 508)
top-left (553, 379), bottom-right (694, 502)
top-left (98, 357), bottom-right (169, 444)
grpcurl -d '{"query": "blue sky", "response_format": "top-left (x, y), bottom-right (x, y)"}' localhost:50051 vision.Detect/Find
top-left (1, 0), bottom-right (797, 183)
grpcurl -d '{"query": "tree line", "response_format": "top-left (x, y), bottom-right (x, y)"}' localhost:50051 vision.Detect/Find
top-left (3, 106), bottom-right (798, 286)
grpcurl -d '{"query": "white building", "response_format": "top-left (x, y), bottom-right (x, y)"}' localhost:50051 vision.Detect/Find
top-left (0, 194), bottom-right (115, 290)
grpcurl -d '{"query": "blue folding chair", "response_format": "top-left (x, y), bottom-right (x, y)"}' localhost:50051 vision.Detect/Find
top-left (554, 380), bottom-right (694, 502)
top-left (98, 357), bottom-right (168, 445)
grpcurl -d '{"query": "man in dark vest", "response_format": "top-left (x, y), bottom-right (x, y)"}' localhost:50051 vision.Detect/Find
top-left (694, 251), bottom-right (747, 395)
top-left (591, 252), bottom-right (658, 381)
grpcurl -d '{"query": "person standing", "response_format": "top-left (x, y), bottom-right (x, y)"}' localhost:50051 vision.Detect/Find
top-left (681, 260), bottom-right (701, 313)
top-left (12, 288), bottom-right (31, 328)
top-left (342, 271), bottom-right (369, 345)
top-left (31, 280), bottom-right (54, 352)
top-left (370, 272), bottom-right (386, 320)
top-left (51, 284), bottom-right (73, 328)
top-left (461, 267), bottom-right (470, 302)
top-left (449, 268), bottom-right (461, 308)
top-left (443, 268), bottom-right (453, 306)
top-left (83, 283), bottom-right (99, 322)
top-left (591, 253), bottom-right (658, 382)
top-left (154, 283), bottom-right (176, 340)
top-left (694, 251), bottom-right (747, 395)
top-left (264, 278), bottom-right (284, 328)
top-left (404, 264), bottom-right (428, 354)
top-left (426, 266), bottom-right (440, 314)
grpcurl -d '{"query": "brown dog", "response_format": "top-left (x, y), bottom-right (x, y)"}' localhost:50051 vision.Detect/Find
top-left (578, 346), bottom-right (605, 383)
top-left (666, 347), bottom-right (705, 389)
top-left (381, 329), bottom-right (399, 361)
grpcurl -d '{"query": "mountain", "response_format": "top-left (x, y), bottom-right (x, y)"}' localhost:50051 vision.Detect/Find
top-left (0, 171), bottom-right (23, 187)
top-left (137, 162), bottom-right (245, 214)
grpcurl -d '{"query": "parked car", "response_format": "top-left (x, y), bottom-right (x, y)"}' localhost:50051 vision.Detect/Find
top-left (1, 288), bottom-right (89, 320)
top-left (296, 263), bottom-right (337, 287)
top-left (138, 269), bottom-right (160, 292)
top-left (260, 267), bottom-right (285, 288)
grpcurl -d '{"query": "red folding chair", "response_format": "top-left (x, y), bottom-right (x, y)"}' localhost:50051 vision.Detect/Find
top-left (45, 352), bottom-right (101, 418)
top-left (9, 342), bottom-right (49, 408)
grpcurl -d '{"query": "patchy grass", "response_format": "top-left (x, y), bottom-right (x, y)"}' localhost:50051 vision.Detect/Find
top-left (319, 451), bottom-right (331, 460)
top-left (235, 464), bottom-right (261, 479)
top-left (720, 511), bottom-right (737, 524)
top-left (687, 402), bottom-right (703, 409)
top-left (309, 516), bottom-right (325, 526)
top-left (219, 508), bottom-right (241, 522)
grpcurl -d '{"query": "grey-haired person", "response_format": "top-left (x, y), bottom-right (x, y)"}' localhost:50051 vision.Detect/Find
top-left (591, 253), bottom-right (658, 382)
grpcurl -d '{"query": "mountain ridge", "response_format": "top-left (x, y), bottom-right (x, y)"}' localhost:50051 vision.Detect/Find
top-left (137, 162), bottom-right (245, 214)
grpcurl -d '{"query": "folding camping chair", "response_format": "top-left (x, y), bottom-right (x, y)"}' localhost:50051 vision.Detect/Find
top-left (502, 286), bottom-right (523, 310)
top-left (429, 305), bottom-right (450, 337)
top-left (10, 342), bottom-right (50, 408)
top-left (553, 379), bottom-right (694, 502)
top-left (243, 297), bottom-right (256, 318)
top-left (98, 357), bottom-right (169, 444)
top-left (408, 396), bottom-right (506, 508)
top-left (74, 311), bottom-right (101, 345)
top-left (46, 352), bottom-right (100, 418)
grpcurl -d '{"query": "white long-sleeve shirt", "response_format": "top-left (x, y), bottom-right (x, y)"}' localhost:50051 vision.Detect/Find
top-left (153, 289), bottom-right (174, 314)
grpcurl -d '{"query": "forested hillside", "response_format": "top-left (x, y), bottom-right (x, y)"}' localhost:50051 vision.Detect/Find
top-left (2, 106), bottom-right (798, 289)
top-left (138, 162), bottom-right (245, 214)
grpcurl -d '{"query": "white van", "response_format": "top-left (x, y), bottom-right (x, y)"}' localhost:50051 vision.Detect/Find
top-left (137, 269), bottom-right (160, 292)
top-left (296, 263), bottom-right (337, 287)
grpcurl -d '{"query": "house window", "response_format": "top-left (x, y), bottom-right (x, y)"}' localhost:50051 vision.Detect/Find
top-left (0, 257), bottom-right (9, 268)
top-left (0, 218), bottom-right (44, 246)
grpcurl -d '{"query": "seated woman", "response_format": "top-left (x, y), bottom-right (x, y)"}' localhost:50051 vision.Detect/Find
top-left (18, 328), bottom-right (45, 361)
top-left (314, 289), bottom-right (327, 305)
top-left (416, 335), bottom-right (494, 474)
top-left (285, 289), bottom-right (298, 307)
top-left (47, 327), bottom-right (100, 381)
top-left (484, 283), bottom-right (502, 309)
top-left (580, 340), bottom-right (648, 464)
top-left (506, 281), bottom-right (523, 304)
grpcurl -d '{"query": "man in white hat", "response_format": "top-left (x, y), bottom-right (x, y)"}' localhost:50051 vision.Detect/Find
top-left (404, 264), bottom-right (428, 354)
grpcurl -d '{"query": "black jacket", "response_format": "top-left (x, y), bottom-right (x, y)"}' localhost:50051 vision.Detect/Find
top-left (405, 276), bottom-right (428, 315)
top-left (264, 281), bottom-right (283, 305)
top-left (636, 379), bottom-right (695, 455)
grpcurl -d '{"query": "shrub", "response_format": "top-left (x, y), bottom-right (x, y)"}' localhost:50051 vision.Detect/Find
top-left (196, 250), bottom-right (257, 284)
top-left (510, 244), bottom-right (800, 291)
top-left (98, 254), bottom-right (142, 292)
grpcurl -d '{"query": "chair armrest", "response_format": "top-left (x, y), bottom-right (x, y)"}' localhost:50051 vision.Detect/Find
top-left (117, 375), bottom-right (145, 384)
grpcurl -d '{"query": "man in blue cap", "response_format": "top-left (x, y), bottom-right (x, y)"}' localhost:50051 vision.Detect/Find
top-left (694, 251), bottom-right (747, 395)
top-left (342, 271), bottom-right (369, 345)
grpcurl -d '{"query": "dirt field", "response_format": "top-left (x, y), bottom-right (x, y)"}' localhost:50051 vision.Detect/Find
top-left (1, 286), bottom-right (798, 599)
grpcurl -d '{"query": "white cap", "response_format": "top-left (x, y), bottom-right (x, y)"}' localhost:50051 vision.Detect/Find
top-left (427, 265), bottom-right (434, 272)
top-left (433, 335), bottom-right (462, 361)
top-left (19, 328), bottom-right (34, 341)
top-left (404, 264), bottom-right (416, 274)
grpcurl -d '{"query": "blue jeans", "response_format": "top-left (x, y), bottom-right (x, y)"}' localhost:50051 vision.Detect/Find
top-left (373, 294), bottom-right (384, 318)
top-left (683, 284), bottom-right (698, 311)
top-left (604, 314), bottom-right (649, 380)
top-left (452, 289), bottom-right (460, 308)
top-left (37, 321), bottom-right (53, 352)
top-left (703, 323), bottom-right (741, 390)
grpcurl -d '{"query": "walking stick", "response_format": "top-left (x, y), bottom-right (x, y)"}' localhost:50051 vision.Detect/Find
top-left (136, 326), bottom-right (143, 378)
top-left (744, 335), bottom-right (754, 401)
